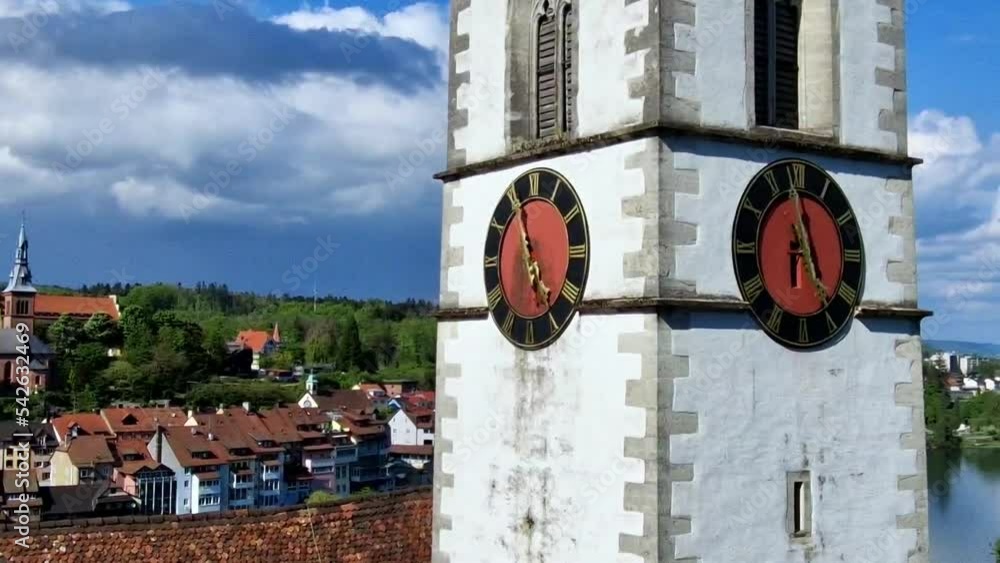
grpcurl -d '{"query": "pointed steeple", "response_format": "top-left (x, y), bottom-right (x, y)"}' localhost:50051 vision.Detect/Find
top-left (5, 215), bottom-right (35, 294)
top-left (272, 323), bottom-right (281, 343)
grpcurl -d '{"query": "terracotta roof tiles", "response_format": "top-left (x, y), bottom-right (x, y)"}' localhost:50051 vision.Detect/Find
top-left (0, 488), bottom-right (432, 562)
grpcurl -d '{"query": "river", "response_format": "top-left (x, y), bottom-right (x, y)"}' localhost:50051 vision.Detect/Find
top-left (929, 448), bottom-right (1000, 563)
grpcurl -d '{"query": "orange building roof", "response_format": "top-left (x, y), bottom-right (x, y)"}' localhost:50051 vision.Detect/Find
top-left (34, 294), bottom-right (120, 320)
top-left (51, 414), bottom-right (113, 443)
top-left (235, 330), bottom-right (274, 353)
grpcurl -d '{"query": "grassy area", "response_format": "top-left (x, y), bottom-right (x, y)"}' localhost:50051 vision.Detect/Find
top-left (961, 431), bottom-right (1000, 449)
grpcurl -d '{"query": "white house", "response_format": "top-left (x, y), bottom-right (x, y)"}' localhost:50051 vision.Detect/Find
top-left (388, 408), bottom-right (434, 447)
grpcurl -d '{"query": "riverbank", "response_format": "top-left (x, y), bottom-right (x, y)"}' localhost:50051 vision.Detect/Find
top-left (961, 432), bottom-right (1000, 448)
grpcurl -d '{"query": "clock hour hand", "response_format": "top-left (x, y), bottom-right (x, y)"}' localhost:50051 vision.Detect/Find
top-left (790, 190), bottom-right (828, 306)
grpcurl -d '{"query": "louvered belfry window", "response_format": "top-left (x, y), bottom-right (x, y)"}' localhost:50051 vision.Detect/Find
top-left (561, 3), bottom-right (575, 134)
top-left (536, 4), bottom-right (559, 138)
top-left (755, 0), bottom-right (800, 129)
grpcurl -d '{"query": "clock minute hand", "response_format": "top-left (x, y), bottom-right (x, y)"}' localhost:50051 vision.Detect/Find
top-left (515, 203), bottom-right (551, 306)
top-left (790, 190), bottom-right (828, 306)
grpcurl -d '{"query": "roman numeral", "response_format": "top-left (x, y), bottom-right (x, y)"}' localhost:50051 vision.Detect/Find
top-left (569, 244), bottom-right (587, 259)
top-left (562, 280), bottom-right (581, 302)
top-left (487, 286), bottom-right (503, 309)
top-left (529, 173), bottom-right (540, 197)
top-left (820, 179), bottom-right (830, 200)
top-left (491, 217), bottom-right (506, 233)
top-left (548, 312), bottom-right (559, 332)
top-left (763, 171), bottom-right (780, 196)
top-left (766, 308), bottom-right (783, 333)
top-left (525, 322), bottom-right (535, 345)
top-left (484, 255), bottom-right (498, 268)
top-left (551, 179), bottom-right (561, 201)
top-left (787, 163), bottom-right (806, 191)
top-left (836, 210), bottom-right (853, 226)
top-left (563, 204), bottom-right (581, 224)
top-left (838, 283), bottom-right (858, 305)
top-left (501, 311), bottom-right (515, 335)
top-left (506, 185), bottom-right (520, 209)
top-left (844, 249), bottom-right (861, 263)
top-left (742, 200), bottom-right (763, 220)
top-left (825, 311), bottom-right (837, 333)
top-left (742, 275), bottom-right (764, 303)
top-left (736, 241), bottom-right (756, 255)
top-left (798, 318), bottom-right (809, 344)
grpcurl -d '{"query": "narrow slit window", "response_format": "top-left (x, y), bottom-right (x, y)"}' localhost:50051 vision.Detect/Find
top-left (787, 471), bottom-right (812, 538)
top-left (755, 0), bottom-right (801, 129)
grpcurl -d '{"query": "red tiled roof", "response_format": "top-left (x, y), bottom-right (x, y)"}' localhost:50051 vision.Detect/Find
top-left (309, 390), bottom-right (373, 413)
top-left (0, 489), bottom-right (431, 562)
top-left (51, 414), bottom-right (112, 442)
top-left (60, 436), bottom-right (115, 467)
top-left (390, 445), bottom-right (434, 457)
top-left (101, 407), bottom-right (187, 435)
top-left (235, 330), bottom-right (275, 353)
top-left (161, 428), bottom-right (231, 468)
top-left (34, 295), bottom-right (120, 320)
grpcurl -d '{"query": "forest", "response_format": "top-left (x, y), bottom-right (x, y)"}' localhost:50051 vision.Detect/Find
top-left (22, 282), bottom-right (437, 415)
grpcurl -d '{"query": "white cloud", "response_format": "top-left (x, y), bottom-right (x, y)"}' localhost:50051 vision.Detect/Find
top-left (273, 3), bottom-right (449, 59)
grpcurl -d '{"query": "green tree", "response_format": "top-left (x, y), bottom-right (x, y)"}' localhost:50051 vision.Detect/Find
top-left (121, 306), bottom-right (157, 365)
top-left (305, 319), bottom-right (337, 365)
top-left (83, 313), bottom-right (121, 347)
top-left (335, 314), bottom-right (365, 371)
top-left (122, 284), bottom-right (180, 313)
top-left (47, 315), bottom-right (84, 355)
top-left (924, 362), bottom-right (961, 449)
top-left (306, 490), bottom-right (338, 506)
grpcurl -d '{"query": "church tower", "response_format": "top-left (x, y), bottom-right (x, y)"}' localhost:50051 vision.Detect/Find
top-left (4, 219), bottom-right (36, 332)
top-left (434, 1), bottom-right (928, 562)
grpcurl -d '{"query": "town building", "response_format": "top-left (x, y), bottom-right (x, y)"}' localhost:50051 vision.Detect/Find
top-left (0, 421), bottom-right (57, 486)
top-left (231, 324), bottom-right (281, 371)
top-left (0, 469), bottom-right (41, 523)
top-left (49, 435), bottom-right (115, 486)
top-left (39, 481), bottom-right (137, 520)
top-left (111, 439), bottom-right (176, 515)
top-left (433, 1), bottom-right (929, 562)
top-left (388, 405), bottom-right (434, 448)
top-left (0, 221), bottom-right (120, 392)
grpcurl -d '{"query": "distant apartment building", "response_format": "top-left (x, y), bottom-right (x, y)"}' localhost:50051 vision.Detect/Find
top-left (112, 439), bottom-right (175, 515)
top-left (0, 421), bottom-right (57, 486)
top-left (50, 435), bottom-right (115, 486)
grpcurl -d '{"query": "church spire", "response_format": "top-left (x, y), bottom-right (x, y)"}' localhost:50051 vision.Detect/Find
top-left (5, 215), bottom-right (36, 294)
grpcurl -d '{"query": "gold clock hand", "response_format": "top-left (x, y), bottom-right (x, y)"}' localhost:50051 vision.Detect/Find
top-left (790, 190), bottom-right (828, 306)
top-left (514, 202), bottom-right (550, 306)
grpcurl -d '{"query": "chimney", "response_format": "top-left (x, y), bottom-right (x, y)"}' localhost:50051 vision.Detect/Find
top-left (152, 419), bottom-right (163, 463)
top-left (242, 401), bottom-right (251, 413)
top-left (187, 409), bottom-right (194, 419)
top-left (216, 404), bottom-right (224, 415)
top-left (208, 432), bottom-right (216, 441)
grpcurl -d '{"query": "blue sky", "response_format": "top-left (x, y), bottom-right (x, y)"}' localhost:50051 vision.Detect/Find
top-left (0, 0), bottom-right (997, 342)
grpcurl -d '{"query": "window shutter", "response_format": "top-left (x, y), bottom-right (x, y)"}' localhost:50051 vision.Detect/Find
top-left (754, 0), bottom-right (799, 129)
top-left (536, 12), bottom-right (558, 139)
top-left (561, 5), bottom-right (575, 134)
top-left (753, 0), bottom-right (772, 125)
top-left (773, 0), bottom-right (800, 129)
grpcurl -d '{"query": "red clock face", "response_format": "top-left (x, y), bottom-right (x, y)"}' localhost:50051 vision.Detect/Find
top-left (484, 169), bottom-right (590, 350)
top-left (733, 159), bottom-right (865, 348)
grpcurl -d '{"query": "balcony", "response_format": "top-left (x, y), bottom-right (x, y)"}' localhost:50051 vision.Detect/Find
top-left (335, 447), bottom-right (358, 463)
top-left (350, 466), bottom-right (389, 483)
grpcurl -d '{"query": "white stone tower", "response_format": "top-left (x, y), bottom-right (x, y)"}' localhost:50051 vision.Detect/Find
top-left (434, 1), bottom-right (928, 562)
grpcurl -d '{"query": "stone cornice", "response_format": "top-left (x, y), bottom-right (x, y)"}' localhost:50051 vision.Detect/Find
top-left (434, 121), bottom-right (922, 182)
top-left (435, 298), bottom-right (932, 320)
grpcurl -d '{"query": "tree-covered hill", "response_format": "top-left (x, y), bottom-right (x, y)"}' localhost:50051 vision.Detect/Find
top-left (26, 282), bottom-right (438, 414)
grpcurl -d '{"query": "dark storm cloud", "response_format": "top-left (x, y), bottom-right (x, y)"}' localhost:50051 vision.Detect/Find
top-left (0, 3), bottom-right (440, 89)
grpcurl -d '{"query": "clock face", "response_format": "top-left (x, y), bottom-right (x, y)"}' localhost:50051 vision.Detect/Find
top-left (732, 158), bottom-right (865, 348)
top-left (483, 168), bottom-right (590, 350)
